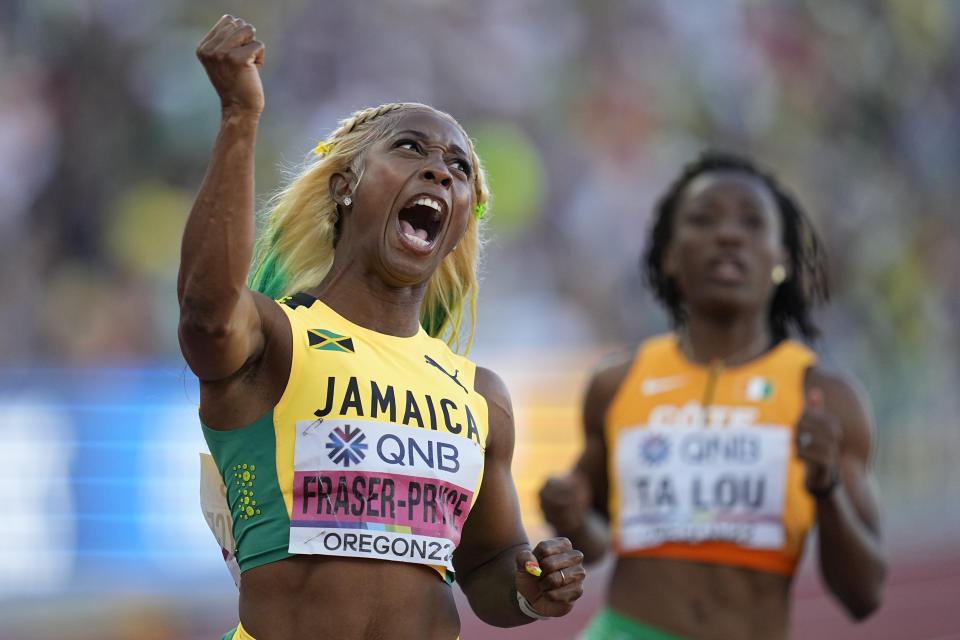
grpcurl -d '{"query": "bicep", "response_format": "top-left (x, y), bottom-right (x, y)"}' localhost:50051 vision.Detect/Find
top-left (178, 288), bottom-right (272, 382)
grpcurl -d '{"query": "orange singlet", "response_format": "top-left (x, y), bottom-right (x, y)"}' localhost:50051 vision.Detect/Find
top-left (605, 334), bottom-right (817, 576)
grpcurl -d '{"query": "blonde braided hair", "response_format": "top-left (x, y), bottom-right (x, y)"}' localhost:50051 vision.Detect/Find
top-left (249, 103), bottom-right (489, 353)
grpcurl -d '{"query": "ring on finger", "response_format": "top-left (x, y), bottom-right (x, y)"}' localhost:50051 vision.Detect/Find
top-left (558, 569), bottom-right (566, 584)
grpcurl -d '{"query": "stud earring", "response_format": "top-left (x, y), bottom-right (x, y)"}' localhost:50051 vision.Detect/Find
top-left (343, 196), bottom-right (352, 206)
top-left (771, 264), bottom-right (787, 285)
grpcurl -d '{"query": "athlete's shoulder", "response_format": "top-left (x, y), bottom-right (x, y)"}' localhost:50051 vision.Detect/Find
top-left (582, 344), bottom-right (643, 419)
top-left (640, 332), bottom-right (678, 352)
top-left (804, 365), bottom-right (870, 412)
top-left (472, 365), bottom-right (515, 456)
top-left (276, 292), bottom-right (319, 310)
top-left (804, 364), bottom-right (876, 449)
top-left (473, 366), bottom-right (512, 417)
top-left (589, 332), bottom-right (677, 388)
top-left (270, 292), bottom-right (319, 330)
top-left (590, 346), bottom-right (638, 388)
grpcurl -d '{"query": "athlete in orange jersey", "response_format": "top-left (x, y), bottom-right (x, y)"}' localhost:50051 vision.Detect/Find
top-left (539, 152), bottom-right (886, 640)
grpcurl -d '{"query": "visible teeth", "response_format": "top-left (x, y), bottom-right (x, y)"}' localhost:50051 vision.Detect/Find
top-left (414, 197), bottom-right (442, 213)
top-left (405, 233), bottom-right (430, 247)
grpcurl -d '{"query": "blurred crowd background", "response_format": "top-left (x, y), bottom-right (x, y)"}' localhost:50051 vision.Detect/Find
top-left (1, 0), bottom-right (958, 638)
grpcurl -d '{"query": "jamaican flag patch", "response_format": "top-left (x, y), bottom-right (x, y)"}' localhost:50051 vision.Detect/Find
top-left (307, 329), bottom-right (355, 353)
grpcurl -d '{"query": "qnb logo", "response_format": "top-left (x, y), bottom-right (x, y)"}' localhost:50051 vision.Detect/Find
top-left (640, 434), bottom-right (670, 465)
top-left (326, 425), bottom-right (368, 467)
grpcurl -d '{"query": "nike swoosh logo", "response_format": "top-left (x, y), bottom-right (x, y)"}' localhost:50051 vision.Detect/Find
top-left (640, 375), bottom-right (687, 396)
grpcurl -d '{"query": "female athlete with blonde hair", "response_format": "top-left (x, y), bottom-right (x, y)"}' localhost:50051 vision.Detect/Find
top-left (180, 15), bottom-right (584, 640)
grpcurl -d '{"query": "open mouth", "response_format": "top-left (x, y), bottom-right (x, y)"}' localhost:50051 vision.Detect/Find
top-left (706, 254), bottom-right (748, 282)
top-left (397, 194), bottom-right (445, 251)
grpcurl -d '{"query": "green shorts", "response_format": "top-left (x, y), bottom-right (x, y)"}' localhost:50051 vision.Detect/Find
top-left (579, 608), bottom-right (690, 640)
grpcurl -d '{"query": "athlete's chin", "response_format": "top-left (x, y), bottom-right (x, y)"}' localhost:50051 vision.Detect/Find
top-left (692, 293), bottom-right (764, 321)
top-left (379, 256), bottom-right (438, 289)
top-left (378, 237), bottom-right (457, 289)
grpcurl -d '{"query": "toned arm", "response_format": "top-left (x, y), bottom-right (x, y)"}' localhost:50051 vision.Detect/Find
top-left (178, 15), bottom-right (269, 383)
top-left (802, 368), bottom-right (888, 619)
top-left (454, 366), bottom-right (584, 626)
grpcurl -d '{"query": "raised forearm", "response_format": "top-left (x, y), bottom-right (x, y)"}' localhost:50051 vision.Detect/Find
top-left (180, 15), bottom-right (265, 330)
top-left (816, 487), bottom-right (887, 619)
top-left (178, 111), bottom-right (259, 325)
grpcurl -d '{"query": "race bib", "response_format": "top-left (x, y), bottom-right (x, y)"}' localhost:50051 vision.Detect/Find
top-left (615, 424), bottom-right (791, 550)
top-left (290, 418), bottom-right (483, 570)
top-left (200, 452), bottom-right (242, 588)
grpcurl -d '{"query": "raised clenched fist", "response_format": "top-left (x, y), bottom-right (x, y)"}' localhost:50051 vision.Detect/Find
top-left (196, 15), bottom-right (265, 116)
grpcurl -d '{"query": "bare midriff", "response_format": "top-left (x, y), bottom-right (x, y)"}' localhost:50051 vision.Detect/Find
top-left (607, 556), bottom-right (792, 640)
top-left (240, 555), bottom-right (460, 640)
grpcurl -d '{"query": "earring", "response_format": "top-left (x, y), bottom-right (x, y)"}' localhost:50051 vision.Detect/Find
top-left (343, 196), bottom-right (352, 206)
top-left (771, 264), bottom-right (786, 285)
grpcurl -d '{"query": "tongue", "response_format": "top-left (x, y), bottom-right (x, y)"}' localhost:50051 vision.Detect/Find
top-left (400, 219), bottom-right (429, 241)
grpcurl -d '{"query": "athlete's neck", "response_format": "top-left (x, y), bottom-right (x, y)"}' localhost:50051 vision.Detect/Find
top-left (680, 314), bottom-right (772, 368)
top-left (309, 269), bottom-right (427, 338)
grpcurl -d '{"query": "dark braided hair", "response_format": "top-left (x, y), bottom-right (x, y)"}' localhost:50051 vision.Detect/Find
top-left (643, 150), bottom-right (829, 342)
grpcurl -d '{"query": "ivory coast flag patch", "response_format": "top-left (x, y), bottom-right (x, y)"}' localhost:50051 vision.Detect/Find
top-left (307, 329), bottom-right (355, 353)
top-left (746, 375), bottom-right (775, 401)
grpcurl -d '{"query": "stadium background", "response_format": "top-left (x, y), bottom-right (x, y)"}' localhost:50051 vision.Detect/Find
top-left (1, 1), bottom-right (958, 638)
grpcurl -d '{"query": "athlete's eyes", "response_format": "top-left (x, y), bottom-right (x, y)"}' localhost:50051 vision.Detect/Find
top-left (451, 158), bottom-right (472, 176)
top-left (739, 207), bottom-right (766, 229)
top-left (395, 138), bottom-right (471, 176)
top-left (686, 210), bottom-right (714, 227)
top-left (395, 139), bottom-right (421, 152)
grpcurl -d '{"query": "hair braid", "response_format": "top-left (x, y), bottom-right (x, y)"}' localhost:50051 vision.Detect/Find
top-left (335, 103), bottom-right (406, 136)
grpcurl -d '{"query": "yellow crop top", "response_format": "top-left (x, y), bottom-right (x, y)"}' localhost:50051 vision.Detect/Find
top-left (202, 293), bottom-right (490, 583)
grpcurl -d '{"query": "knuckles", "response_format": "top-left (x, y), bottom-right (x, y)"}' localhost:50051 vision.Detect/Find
top-left (534, 536), bottom-right (573, 555)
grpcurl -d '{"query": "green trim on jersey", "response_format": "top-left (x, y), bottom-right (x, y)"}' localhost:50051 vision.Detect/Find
top-left (202, 410), bottom-right (293, 572)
